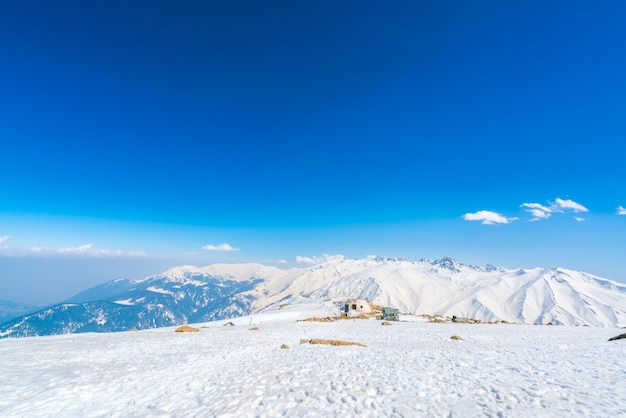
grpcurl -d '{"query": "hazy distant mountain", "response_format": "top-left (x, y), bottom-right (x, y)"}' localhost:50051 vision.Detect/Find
top-left (0, 300), bottom-right (40, 324)
top-left (2, 257), bottom-right (626, 338)
top-left (0, 266), bottom-right (263, 338)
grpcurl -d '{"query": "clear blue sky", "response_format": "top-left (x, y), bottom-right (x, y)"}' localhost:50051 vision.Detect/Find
top-left (1, 1), bottom-right (625, 305)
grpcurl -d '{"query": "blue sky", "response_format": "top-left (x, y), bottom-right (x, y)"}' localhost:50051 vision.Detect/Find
top-left (1, 1), bottom-right (625, 305)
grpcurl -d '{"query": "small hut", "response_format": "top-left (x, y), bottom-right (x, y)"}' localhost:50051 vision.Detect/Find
top-left (343, 299), bottom-right (372, 316)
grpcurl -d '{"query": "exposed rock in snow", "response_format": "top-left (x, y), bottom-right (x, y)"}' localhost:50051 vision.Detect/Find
top-left (608, 333), bottom-right (626, 342)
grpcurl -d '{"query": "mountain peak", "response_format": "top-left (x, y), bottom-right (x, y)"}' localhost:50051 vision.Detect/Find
top-left (134, 265), bottom-right (207, 285)
top-left (371, 256), bottom-right (408, 264)
top-left (162, 265), bottom-right (205, 277)
top-left (431, 256), bottom-right (462, 272)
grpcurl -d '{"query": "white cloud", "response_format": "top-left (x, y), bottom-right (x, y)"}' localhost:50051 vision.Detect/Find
top-left (296, 254), bottom-right (344, 265)
top-left (522, 203), bottom-right (552, 212)
top-left (24, 244), bottom-right (147, 258)
top-left (91, 248), bottom-right (148, 257)
top-left (463, 210), bottom-right (518, 225)
top-left (521, 203), bottom-right (553, 221)
top-left (470, 198), bottom-right (593, 224)
top-left (617, 206), bottom-right (626, 215)
top-left (521, 198), bottom-right (589, 221)
top-left (266, 259), bottom-right (288, 264)
top-left (202, 243), bottom-right (239, 252)
top-left (526, 209), bottom-right (552, 221)
top-left (0, 235), bottom-right (11, 244)
top-left (58, 244), bottom-right (94, 254)
top-left (296, 255), bottom-right (321, 264)
top-left (554, 198), bottom-right (588, 213)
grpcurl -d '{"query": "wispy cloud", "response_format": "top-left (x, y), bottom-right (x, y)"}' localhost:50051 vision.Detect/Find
top-left (202, 243), bottom-right (239, 252)
top-left (0, 235), bottom-right (11, 245)
top-left (296, 254), bottom-right (344, 265)
top-left (554, 198), bottom-right (588, 213)
top-left (522, 198), bottom-right (589, 221)
top-left (618, 206), bottom-right (626, 215)
top-left (295, 255), bottom-right (321, 264)
top-left (24, 244), bottom-right (147, 258)
top-left (521, 203), bottom-right (553, 221)
top-left (521, 203), bottom-right (552, 212)
top-left (573, 217), bottom-right (586, 222)
top-left (265, 258), bottom-right (288, 264)
top-left (463, 210), bottom-right (518, 225)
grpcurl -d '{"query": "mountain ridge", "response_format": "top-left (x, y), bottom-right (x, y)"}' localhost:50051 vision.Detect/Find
top-left (2, 256), bottom-right (625, 337)
top-left (0, 300), bottom-right (42, 324)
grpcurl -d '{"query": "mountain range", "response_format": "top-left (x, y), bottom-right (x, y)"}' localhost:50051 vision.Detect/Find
top-left (2, 256), bottom-right (626, 338)
top-left (0, 300), bottom-right (41, 325)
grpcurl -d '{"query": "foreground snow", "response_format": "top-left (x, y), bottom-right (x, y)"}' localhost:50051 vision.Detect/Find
top-left (0, 309), bottom-right (624, 417)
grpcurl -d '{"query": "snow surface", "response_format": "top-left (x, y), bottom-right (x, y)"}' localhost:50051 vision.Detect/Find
top-left (1, 300), bottom-right (625, 417)
top-left (112, 299), bottom-right (133, 306)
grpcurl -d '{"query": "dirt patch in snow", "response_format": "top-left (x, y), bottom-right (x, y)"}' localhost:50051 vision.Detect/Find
top-left (299, 317), bottom-right (337, 323)
top-left (174, 326), bottom-right (199, 333)
top-left (300, 338), bottom-right (367, 348)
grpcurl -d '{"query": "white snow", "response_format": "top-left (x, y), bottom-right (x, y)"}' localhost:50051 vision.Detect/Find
top-left (238, 258), bottom-right (626, 327)
top-left (94, 313), bottom-right (106, 326)
top-left (0, 301), bottom-right (624, 417)
top-left (113, 299), bottom-right (134, 306)
top-left (146, 286), bottom-right (174, 295)
top-left (90, 257), bottom-right (626, 328)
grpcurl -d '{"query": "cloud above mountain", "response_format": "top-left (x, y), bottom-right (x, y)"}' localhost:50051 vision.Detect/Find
top-left (25, 244), bottom-right (147, 258)
top-left (202, 243), bottom-right (239, 252)
top-left (465, 197), bottom-right (592, 225)
top-left (295, 255), bottom-right (320, 264)
top-left (0, 236), bottom-right (147, 258)
top-left (462, 210), bottom-right (518, 225)
top-left (296, 254), bottom-right (345, 265)
top-left (522, 198), bottom-right (589, 221)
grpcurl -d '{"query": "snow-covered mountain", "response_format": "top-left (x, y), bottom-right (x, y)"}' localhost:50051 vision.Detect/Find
top-left (0, 265), bottom-right (266, 338)
top-left (2, 256), bottom-right (626, 337)
top-left (248, 256), bottom-right (626, 327)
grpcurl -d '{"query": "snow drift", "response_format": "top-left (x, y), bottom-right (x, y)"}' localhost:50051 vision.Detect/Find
top-left (1, 305), bottom-right (625, 416)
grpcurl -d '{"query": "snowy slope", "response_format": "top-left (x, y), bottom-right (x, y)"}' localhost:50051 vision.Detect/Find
top-left (0, 306), bottom-right (624, 417)
top-left (249, 256), bottom-right (626, 327)
top-left (2, 256), bottom-right (626, 338)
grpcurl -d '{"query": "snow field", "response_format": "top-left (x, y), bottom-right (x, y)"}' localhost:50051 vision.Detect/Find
top-left (0, 318), bottom-right (624, 417)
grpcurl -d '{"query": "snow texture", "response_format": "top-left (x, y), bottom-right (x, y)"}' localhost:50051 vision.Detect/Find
top-left (0, 300), bottom-right (625, 417)
top-left (247, 257), bottom-right (626, 327)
